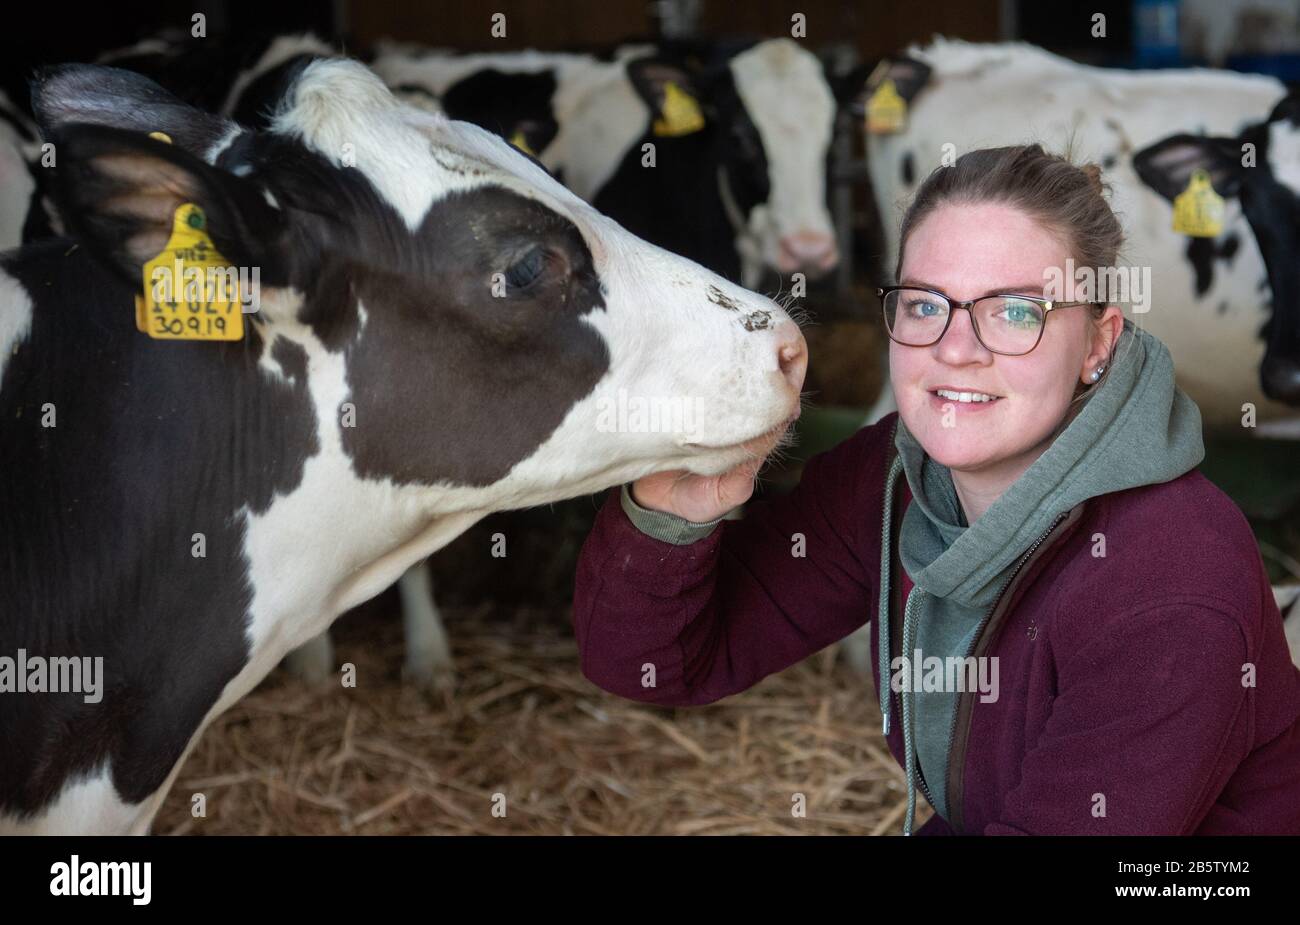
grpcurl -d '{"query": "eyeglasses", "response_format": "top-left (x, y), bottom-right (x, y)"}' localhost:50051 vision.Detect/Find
top-left (877, 286), bottom-right (1100, 357)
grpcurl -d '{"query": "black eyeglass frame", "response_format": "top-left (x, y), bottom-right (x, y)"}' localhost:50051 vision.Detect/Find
top-left (876, 286), bottom-right (1102, 357)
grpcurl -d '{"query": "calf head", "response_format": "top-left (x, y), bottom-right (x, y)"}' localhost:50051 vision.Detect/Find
top-left (34, 61), bottom-right (805, 517)
top-left (632, 39), bottom-right (839, 280)
top-left (1133, 93), bottom-right (1300, 406)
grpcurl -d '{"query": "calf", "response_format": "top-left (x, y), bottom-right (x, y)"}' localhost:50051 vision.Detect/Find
top-left (1133, 92), bottom-right (1300, 410)
top-left (0, 59), bottom-right (805, 834)
top-left (371, 39), bottom-right (841, 288)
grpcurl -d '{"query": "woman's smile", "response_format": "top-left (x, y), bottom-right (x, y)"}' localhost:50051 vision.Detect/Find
top-left (928, 386), bottom-right (1005, 408)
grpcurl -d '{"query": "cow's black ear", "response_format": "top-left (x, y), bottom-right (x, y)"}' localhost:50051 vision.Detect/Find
top-left (625, 58), bottom-right (712, 130)
top-left (51, 122), bottom-right (285, 285)
top-left (1266, 91), bottom-right (1300, 128)
top-left (32, 64), bottom-right (235, 157)
top-left (1132, 134), bottom-right (1246, 203)
top-left (854, 56), bottom-right (932, 108)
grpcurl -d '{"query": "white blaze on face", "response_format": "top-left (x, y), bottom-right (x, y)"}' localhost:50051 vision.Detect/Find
top-left (408, 118), bottom-right (801, 487)
top-left (271, 60), bottom-right (799, 490)
top-left (729, 39), bottom-right (838, 275)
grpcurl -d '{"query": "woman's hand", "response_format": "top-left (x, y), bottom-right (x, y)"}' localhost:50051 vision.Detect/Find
top-left (630, 455), bottom-right (766, 524)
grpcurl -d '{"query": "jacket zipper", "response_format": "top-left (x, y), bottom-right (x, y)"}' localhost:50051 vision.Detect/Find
top-left (917, 510), bottom-right (1070, 821)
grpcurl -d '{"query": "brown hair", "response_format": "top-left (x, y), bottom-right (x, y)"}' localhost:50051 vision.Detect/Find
top-left (894, 144), bottom-right (1129, 401)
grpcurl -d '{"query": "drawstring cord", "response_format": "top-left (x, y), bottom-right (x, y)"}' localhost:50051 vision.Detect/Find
top-left (878, 453), bottom-right (924, 835)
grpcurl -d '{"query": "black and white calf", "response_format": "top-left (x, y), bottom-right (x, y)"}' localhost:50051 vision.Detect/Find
top-left (0, 60), bottom-right (805, 834)
top-left (372, 39), bottom-right (842, 288)
top-left (1134, 92), bottom-right (1300, 409)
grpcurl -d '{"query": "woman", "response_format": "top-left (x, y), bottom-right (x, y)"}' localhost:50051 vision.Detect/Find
top-left (571, 145), bottom-right (1300, 835)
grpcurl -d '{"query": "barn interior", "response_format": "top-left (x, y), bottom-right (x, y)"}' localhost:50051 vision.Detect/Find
top-left (3, 0), bottom-right (1299, 837)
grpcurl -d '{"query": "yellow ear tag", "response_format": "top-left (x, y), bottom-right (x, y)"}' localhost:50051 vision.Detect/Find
top-left (148, 131), bottom-right (173, 144)
top-left (509, 130), bottom-right (537, 158)
top-left (866, 78), bottom-right (907, 134)
top-left (134, 203), bottom-right (245, 341)
top-left (652, 81), bottom-right (705, 137)
top-left (1171, 168), bottom-right (1225, 237)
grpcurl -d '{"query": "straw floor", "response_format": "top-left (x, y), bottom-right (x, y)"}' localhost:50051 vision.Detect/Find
top-left (154, 593), bottom-right (924, 835)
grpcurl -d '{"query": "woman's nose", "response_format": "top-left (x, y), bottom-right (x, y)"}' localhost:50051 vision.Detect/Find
top-left (935, 306), bottom-right (991, 359)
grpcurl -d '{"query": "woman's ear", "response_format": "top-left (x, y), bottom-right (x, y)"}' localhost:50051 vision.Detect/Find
top-left (50, 122), bottom-right (286, 286)
top-left (1080, 305), bottom-right (1124, 384)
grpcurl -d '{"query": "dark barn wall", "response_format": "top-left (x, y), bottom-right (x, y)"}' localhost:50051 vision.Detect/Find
top-left (345, 0), bottom-right (1002, 58)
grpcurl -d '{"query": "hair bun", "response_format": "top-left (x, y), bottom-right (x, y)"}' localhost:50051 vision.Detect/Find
top-left (1080, 163), bottom-right (1105, 194)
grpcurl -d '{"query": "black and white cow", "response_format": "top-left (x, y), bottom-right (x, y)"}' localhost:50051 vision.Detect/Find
top-left (860, 39), bottom-right (1298, 433)
top-left (0, 60), bottom-right (806, 833)
top-left (371, 39), bottom-right (842, 289)
top-left (1134, 92), bottom-right (1300, 407)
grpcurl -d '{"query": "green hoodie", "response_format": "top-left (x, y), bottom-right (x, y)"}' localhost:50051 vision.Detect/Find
top-left (879, 316), bottom-right (1206, 833)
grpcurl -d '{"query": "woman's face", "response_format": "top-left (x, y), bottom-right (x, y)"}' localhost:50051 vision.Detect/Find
top-left (891, 201), bottom-right (1115, 477)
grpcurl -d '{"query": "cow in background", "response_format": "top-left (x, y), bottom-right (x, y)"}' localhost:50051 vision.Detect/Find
top-left (372, 38), bottom-right (844, 289)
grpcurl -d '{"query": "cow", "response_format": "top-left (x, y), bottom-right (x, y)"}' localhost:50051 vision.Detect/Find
top-left (839, 38), bottom-right (1300, 675)
top-left (371, 38), bottom-right (843, 289)
top-left (366, 38), bottom-right (845, 686)
top-left (1133, 92), bottom-right (1300, 408)
top-left (0, 59), bottom-right (806, 834)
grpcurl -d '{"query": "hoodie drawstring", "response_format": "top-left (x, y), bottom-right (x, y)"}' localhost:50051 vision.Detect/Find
top-left (878, 453), bottom-right (925, 835)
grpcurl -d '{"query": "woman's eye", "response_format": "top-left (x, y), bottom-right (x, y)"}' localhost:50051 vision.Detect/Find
top-left (504, 247), bottom-right (548, 291)
top-left (905, 299), bottom-right (944, 318)
top-left (997, 299), bottom-right (1044, 328)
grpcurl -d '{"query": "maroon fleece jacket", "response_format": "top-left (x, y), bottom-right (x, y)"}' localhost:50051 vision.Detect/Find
top-left (572, 412), bottom-right (1300, 834)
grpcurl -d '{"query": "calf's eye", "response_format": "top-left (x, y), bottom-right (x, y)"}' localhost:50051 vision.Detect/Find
top-left (505, 246), bottom-right (548, 291)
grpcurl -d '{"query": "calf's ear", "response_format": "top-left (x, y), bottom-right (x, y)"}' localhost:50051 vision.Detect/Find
top-left (32, 64), bottom-right (236, 159)
top-left (50, 122), bottom-right (285, 285)
top-left (1132, 134), bottom-right (1246, 203)
top-left (841, 56), bottom-right (932, 109)
top-left (626, 58), bottom-right (712, 130)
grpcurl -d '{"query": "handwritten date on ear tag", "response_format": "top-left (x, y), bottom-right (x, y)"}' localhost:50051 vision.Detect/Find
top-left (1171, 168), bottom-right (1225, 238)
top-left (652, 81), bottom-right (705, 137)
top-left (134, 203), bottom-right (245, 341)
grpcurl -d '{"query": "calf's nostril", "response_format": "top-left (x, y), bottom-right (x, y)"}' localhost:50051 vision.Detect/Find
top-left (775, 324), bottom-right (808, 393)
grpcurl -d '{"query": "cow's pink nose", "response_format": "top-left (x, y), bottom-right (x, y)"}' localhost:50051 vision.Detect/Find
top-left (775, 320), bottom-right (808, 396)
top-left (777, 232), bottom-right (839, 274)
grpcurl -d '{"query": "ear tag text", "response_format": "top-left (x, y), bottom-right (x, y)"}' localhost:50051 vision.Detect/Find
top-left (135, 203), bottom-right (245, 341)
